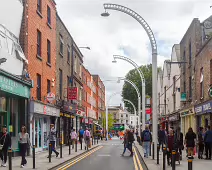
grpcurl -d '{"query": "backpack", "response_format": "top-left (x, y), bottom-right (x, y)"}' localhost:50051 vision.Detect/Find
top-left (143, 131), bottom-right (151, 141)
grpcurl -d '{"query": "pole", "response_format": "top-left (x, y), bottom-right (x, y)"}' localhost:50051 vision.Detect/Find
top-left (142, 83), bottom-right (146, 131)
top-left (68, 136), bottom-right (71, 155)
top-left (75, 140), bottom-right (77, 152)
top-left (152, 142), bottom-right (155, 160)
top-left (8, 149), bottom-right (12, 170)
top-left (138, 96), bottom-right (141, 141)
top-left (163, 147), bottom-right (166, 170)
top-left (188, 156), bottom-right (193, 170)
top-left (152, 52), bottom-right (158, 156)
top-left (172, 150), bottom-right (176, 170)
top-left (49, 143), bottom-right (51, 163)
top-left (157, 144), bottom-right (160, 164)
top-left (33, 145), bottom-right (35, 169)
top-left (59, 117), bottom-right (62, 158)
top-left (149, 142), bottom-right (151, 156)
top-left (81, 137), bottom-right (83, 150)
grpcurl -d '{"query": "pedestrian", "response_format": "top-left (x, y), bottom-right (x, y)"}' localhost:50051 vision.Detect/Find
top-left (185, 127), bottom-right (196, 159)
top-left (141, 125), bottom-right (152, 158)
top-left (127, 129), bottom-right (135, 156)
top-left (0, 125), bottom-right (11, 167)
top-left (71, 129), bottom-right (77, 148)
top-left (19, 125), bottom-right (31, 168)
top-left (197, 127), bottom-right (204, 159)
top-left (166, 129), bottom-right (175, 165)
top-left (204, 126), bottom-right (212, 160)
top-left (121, 130), bottom-right (129, 156)
top-left (158, 126), bottom-right (166, 151)
top-left (83, 127), bottom-right (91, 149)
top-left (175, 127), bottom-right (183, 160)
top-left (47, 124), bottom-right (59, 158)
top-left (79, 127), bottom-right (84, 145)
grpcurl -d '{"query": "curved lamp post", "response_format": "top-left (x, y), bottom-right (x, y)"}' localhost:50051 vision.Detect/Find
top-left (112, 54), bottom-right (146, 131)
top-left (118, 78), bottom-right (141, 137)
top-left (101, 3), bottom-right (158, 150)
top-left (123, 99), bottom-right (137, 132)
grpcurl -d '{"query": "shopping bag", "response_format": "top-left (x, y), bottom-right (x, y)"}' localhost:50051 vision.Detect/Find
top-left (193, 147), bottom-right (196, 155)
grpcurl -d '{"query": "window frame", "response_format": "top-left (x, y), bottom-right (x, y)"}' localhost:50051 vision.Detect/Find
top-left (37, 30), bottom-right (42, 57)
top-left (37, 74), bottom-right (41, 101)
top-left (67, 45), bottom-right (70, 63)
top-left (59, 34), bottom-right (64, 56)
top-left (59, 69), bottom-right (63, 99)
top-left (189, 76), bottom-right (192, 98)
top-left (200, 68), bottom-right (204, 98)
top-left (47, 79), bottom-right (51, 93)
top-left (37, 0), bottom-right (42, 13)
top-left (47, 39), bottom-right (51, 64)
top-left (47, 5), bottom-right (51, 25)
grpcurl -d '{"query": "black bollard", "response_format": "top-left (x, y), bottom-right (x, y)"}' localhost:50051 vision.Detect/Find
top-left (163, 147), bottom-right (166, 170)
top-left (8, 149), bottom-right (12, 170)
top-left (49, 143), bottom-right (52, 163)
top-left (33, 145), bottom-right (36, 169)
top-left (60, 141), bottom-right (62, 158)
top-left (75, 140), bottom-right (77, 152)
top-left (97, 137), bottom-right (99, 144)
top-left (81, 138), bottom-right (83, 150)
top-left (152, 142), bottom-right (155, 160)
top-left (72, 140), bottom-right (74, 149)
top-left (68, 138), bottom-right (71, 155)
top-left (172, 150), bottom-right (176, 170)
top-left (157, 144), bottom-right (160, 164)
top-left (188, 156), bottom-right (193, 170)
top-left (149, 142), bottom-right (151, 156)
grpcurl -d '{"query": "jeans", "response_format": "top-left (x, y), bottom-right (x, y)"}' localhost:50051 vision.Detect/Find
top-left (50, 141), bottom-right (58, 155)
top-left (205, 142), bottom-right (212, 159)
top-left (159, 140), bottom-right (164, 151)
top-left (128, 143), bottom-right (133, 155)
top-left (143, 142), bottom-right (150, 157)
top-left (20, 143), bottom-right (27, 165)
top-left (0, 148), bottom-right (7, 163)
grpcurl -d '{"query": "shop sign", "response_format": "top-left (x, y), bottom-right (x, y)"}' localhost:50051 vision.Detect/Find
top-left (85, 118), bottom-right (88, 124)
top-left (62, 101), bottom-right (76, 113)
top-left (46, 92), bottom-right (55, 103)
top-left (146, 108), bottom-right (152, 114)
top-left (89, 119), bottom-right (93, 124)
top-left (169, 114), bottom-right (179, 122)
top-left (30, 101), bottom-right (60, 117)
top-left (60, 113), bottom-right (71, 118)
top-left (181, 93), bottom-right (186, 102)
top-left (0, 75), bottom-right (30, 98)
top-left (195, 101), bottom-right (212, 115)
top-left (68, 87), bottom-right (78, 100)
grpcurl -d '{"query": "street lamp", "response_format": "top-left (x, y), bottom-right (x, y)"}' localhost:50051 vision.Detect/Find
top-left (123, 99), bottom-right (137, 132)
top-left (0, 58), bottom-right (7, 65)
top-left (101, 3), bottom-right (158, 152)
top-left (78, 47), bottom-right (91, 50)
top-left (112, 54), bottom-right (146, 132)
top-left (118, 77), bottom-right (141, 138)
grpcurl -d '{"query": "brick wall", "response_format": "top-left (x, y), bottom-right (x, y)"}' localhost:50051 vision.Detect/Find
top-left (21, 0), bottom-right (57, 102)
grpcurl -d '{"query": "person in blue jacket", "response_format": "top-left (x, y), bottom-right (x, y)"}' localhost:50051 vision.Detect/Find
top-left (204, 126), bottom-right (212, 160)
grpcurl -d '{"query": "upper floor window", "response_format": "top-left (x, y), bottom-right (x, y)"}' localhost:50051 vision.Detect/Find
top-left (47, 39), bottom-right (51, 64)
top-left (37, 74), bottom-right (41, 101)
top-left (59, 69), bottom-right (63, 99)
top-left (200, 68), bottom-right (204, 98)
top-left (59, 34), bottom-right (64, 55)
top-left (37, 30), bottom-right (41, 57)
top-left (183, 49), bottom-right (186, 72)
top-left (189, 41), bottom-right (192, 65)
top-left (67, 45), bottom-right (70, 63)
top-left (74, 56), bottom-right (77, 73)
top-left (37, 0), bottom-right (42, 13)
top-left (189, 76), bottom-right (192, 98)
top-left (79, 64), bottom-right (82, 78)
top-left (47, 79), bottom-right (51, 93)
top-left (47, 6), bottom-right (51, 25)
top-left (210, 60), bottom-right (212, 85)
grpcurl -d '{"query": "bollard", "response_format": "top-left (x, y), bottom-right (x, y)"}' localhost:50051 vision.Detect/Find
top-left (94, 136), bottom-right (96, 145)
top-left (149, 142), bottom-right (151, 156)
top-left (163, 147), bottom-right (166, 170)
top-left (49, 143), bottom-right (52, 163)
top-left (81, 138), bottom-right (83, 150)
top-left (172, 150), bottom-right (176, 170)
top-left (60, 142), bottom-right (62, 158)
top-left (157, 144), bottom-right (160, 164)
top-left (72, 140), bottom-right (74, 149)
top-left (33, 145), bottom-right (35, 169)
top-left (75, 140), bottom-right (77, 152)
top-left (87, 141), bottom-right (89, 151)
top-left (68, 138), bottom-right (71, 155)
top-left (152, 142), bottom-right (155, 160)
top-left (92, 137), bottom-right (94, 145)
top-left (188, 156), bottom-right (193, 170)
top-left (97, 136), bottom-right (99, 144)
top-left (8, 149), bottom-right (12, 170)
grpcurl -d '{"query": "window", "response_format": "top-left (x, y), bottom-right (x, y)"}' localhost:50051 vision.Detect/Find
top-left (59, 34), bottom-right (64, 55)
top-left (37, 30), bottom-right (41, 57)
top-left (210, 60), bottom-right (212, 85)
top-left (47, 79), bottom-right (51, 93)
top-left (59, 69), bottom-right (63, 99)
top-left (74, 56), bottom-right (77, 73)
top-left (47, 6), bottom-right (51, 25)
top-left (126, 114), bottom-right (128, 117)
top-left (200, 68), bottom-right (204, 98)
top-left (189, 76), bottom-right (192, 98)
top-left (79, 64), bottom-right (82, 77)
top-left (183, 49), bottom-right (186, 72)
top-left (37, 74), bottom-right (41, 100)
top-left (67, 46), bottom-right (70, 63)
top-left (189, 41), bottom-right (192, 65)
top-left (47, 39), bottom-right (51, 64)
top-left (183, 81), bottom-right (186, 93)
top-left (37, 0), bottom-right (42, 13)
top-left (67, 76), bottom-right (69, 88)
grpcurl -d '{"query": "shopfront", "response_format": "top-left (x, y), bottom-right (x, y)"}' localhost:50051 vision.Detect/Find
top-left (180, 107), bottom-right (196, 136)
top-left (194, 100), bottom-right (212, 130)
top-left (0, 70), bottom-right (32, 155)
top-left (168, 113), bottom-right (180, 130)
top-left (30, 101), bottom-right (60, 152)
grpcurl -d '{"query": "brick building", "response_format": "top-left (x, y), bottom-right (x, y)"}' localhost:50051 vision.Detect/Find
top-left (20, 0), bottom-right (60, 152)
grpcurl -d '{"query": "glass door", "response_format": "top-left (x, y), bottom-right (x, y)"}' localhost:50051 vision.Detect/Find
top-left (35, 117), bottom-right (42, 152)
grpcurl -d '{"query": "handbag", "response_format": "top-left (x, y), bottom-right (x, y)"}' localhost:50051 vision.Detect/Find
top-left (0, 134), bottom-right (6, 150)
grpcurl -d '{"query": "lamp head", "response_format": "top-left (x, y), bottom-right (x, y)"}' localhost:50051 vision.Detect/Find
top-left (101, 12), bottom-right (110, 17)
top-left (86, 47), bottom-right (91, 50)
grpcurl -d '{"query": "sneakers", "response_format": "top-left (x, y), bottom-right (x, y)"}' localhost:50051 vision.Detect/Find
top-left (56, 152), bottom-right (59, 157)
top-left (1, 161), bottom-right (4, 166)
top-left (2, 163), bottom-right (6, 167)
top-left (20, 165), bottom-right (24, 168)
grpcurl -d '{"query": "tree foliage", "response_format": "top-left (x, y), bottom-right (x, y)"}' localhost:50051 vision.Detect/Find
top-left (101, 112), bottom-right (115, 131)
top-left (122, 64), bottom-right (153, 113)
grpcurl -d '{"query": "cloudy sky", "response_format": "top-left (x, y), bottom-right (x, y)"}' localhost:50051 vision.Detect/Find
top-left (56, 0), bottom-right (212, 106)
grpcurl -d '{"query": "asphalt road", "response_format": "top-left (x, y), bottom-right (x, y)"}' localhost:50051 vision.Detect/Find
top-left (66, 137), bottom-right (136, 170)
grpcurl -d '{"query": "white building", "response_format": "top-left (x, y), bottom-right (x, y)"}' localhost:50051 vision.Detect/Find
top-left (158, 44), bottom-right (181, 130)
top-left (129, 114), bottom-right (139, 128)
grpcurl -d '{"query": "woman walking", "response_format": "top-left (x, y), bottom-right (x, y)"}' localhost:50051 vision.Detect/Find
top-left (70, 129), bottom-right (77, 148)
top-left (0, 125), bottom-right (11, 167)
top-left (19, 125), bottom-right (30, 168)
top-left (185, 127), bottom-right (196, 159)
top-left (121, 130), bottom-right (129, 156)
top-left (167, 129), bottom-right (175, 165)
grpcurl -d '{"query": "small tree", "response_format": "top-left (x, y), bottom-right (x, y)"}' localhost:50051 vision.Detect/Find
top-left (102, 112), bottom-right (115, 132)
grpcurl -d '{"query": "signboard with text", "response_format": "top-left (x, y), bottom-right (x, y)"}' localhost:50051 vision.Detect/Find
top-left (181, 93), bottom-right (187, 102)
top-left (68, 87), bottom-right (78, 100)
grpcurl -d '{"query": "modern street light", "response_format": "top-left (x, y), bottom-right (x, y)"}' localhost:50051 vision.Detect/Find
top-left (123, 99), bottom-right (137, 132)
top-left (118, 77), bottom-right (141, 137)
top-left (101, 3), bottom-right (158, 152)
top-left (112, 54), bottom-right (146, 132)
top-left (0, 58), bottom-right (7, 65)
top-left (78, 47), bottom-right (91, 50)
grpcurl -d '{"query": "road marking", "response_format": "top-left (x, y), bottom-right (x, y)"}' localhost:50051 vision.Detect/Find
top-left (97, 154), bottom-right (111, 157)
top-left (57, 146), bottom-right (103, 170)
top-left (133, 147), bottom-right (143, 170)
top-left (133, 153), bottom-right (138, 170)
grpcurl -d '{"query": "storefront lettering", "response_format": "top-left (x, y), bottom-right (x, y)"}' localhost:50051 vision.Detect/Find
top-left (0, 75), bottom-right (30, 98)
top-left (195, 101), bottom-right (212, 115)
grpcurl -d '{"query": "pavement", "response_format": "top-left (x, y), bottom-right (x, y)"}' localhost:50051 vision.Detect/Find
top-left (135, 141), bottom-right (212, 170)
top-left (4, 140), bottom-right (102, 170)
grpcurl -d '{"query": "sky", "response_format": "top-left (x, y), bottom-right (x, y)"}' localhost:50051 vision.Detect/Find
top-left (56, 0), bottom-right (212, 106)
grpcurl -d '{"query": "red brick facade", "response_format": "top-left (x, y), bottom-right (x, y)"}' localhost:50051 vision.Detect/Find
top-left (20, 0), bottom-right (57, 102)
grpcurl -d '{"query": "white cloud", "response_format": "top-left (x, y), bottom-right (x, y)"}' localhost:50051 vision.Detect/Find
top-left (56, 0), bottom-right (212, 106)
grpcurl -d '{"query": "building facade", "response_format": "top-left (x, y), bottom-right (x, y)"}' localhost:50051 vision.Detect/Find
top-left (20, 0), bottom-right (60, 152)
top-left (0, 0), bottom-right (33, 155)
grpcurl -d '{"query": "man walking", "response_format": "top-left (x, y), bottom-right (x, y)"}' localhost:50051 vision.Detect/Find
top-left (127, 130), bottom-right (135, 157)
top-left (142, 125), bottom-right (152, 158)
top-left (47, 124), bottom-right (59, 158)
top-left (79, 127), bottom-right (84, 145)
top-left (204, 126), bottom-right (212, 160)
top-left (158, 126), bottom-right (166, 151)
